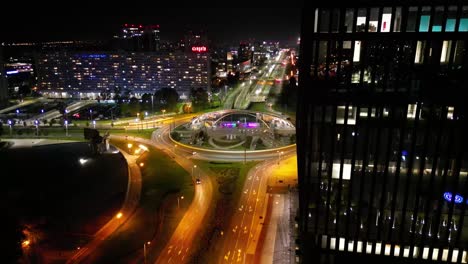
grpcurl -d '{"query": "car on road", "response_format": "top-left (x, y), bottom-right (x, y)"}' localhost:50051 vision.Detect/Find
top-left (196, 178), bottom-right (201, 184)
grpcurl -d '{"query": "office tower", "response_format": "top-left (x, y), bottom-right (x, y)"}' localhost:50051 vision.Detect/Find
top-left (297, 1), bottom-right (468, 263)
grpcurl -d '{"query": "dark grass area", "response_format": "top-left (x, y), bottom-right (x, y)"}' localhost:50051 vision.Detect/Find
top-left (87, 139), bottom-right (193, 263)
top-left (0, 142), bottom-right (128, 249)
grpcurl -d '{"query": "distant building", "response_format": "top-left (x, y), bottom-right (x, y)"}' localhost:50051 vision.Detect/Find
top-left (238, 42), bottom-right (252, 63)
top-left (0, 47), bottom-right (8, 102)
top-left (4, 61), bottom-right (35, 97)
top-left (37, 50), bottom-right (210, 100)
top-left (184, 30), bottom-right (208, 52)
top-left (117, 24), bottom-right (161, 51)
top-left (297, 1), bottom-right (468, 264)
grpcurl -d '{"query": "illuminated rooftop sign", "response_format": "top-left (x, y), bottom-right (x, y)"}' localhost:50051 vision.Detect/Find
top-left (192, 46), bottom-right (207, 53)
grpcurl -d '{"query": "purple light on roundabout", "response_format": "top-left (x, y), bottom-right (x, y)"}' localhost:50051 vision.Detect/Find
top-left (246, 122), bottom-right (259, 128)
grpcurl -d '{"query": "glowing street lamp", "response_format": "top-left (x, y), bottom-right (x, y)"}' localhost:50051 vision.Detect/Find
top-left (277, 150), bottom-right (284, 165)
top-left (7, 119), bottom-right (12, 136)
top-left (162, 109), bottom-right (166, 117)
top-left (34, 120), bottom-right (39, 136)
top-left (177, 195), bottom-right (184, 209)
top-left (192, 165), bottom-right (197, 180)
top-left (143, 241), bottom-right (151, 264)
top-left (92, 120), bottom-right (96, 129)
top-left (65, 120), bottom-right (69, 136)
top-left (116, 212), bottom-right (123, 219)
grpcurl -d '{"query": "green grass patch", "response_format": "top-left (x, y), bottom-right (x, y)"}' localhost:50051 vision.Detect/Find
top-left (100, 128), bottom-right (156, 140)
top-left (91, 138), bottom-right (193, 263)
top-left (248, 102), bottom-right (268, 112)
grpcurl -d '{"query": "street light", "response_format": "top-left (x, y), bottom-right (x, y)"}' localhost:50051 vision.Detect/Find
top-left (34, 120), bottom-right (39, 136)
top-left (177, 195), bottom-right (184, 209)
top-left (92, 120), bottom-right (96, 129)
top-left (144, 241), bottom-right (151, 264)
top-left (277, 150), bottom-right (283, 165)
top-left (89, 109), bottom-right (93, 120)
top-left (65, 120), bottom-right (69, 136)
top-left (7, 119), bottom-right (12, 136)
top-left (151, 94), bottom-right (154, 113)
top-left (162, 109), bottom-right (166, 117)
top-left (192, 165), bottom-right (197, 180)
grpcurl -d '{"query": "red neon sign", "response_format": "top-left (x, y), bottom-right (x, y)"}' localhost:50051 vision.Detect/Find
top-left (192, 46), bottom-right (207, 52)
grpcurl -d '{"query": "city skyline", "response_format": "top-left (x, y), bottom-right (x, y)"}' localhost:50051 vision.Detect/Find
top-left (1, 8), bottom-right (301, 45)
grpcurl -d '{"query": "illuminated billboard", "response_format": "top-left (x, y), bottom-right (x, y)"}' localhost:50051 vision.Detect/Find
top-left (192, 46), bottom-right (207, 53)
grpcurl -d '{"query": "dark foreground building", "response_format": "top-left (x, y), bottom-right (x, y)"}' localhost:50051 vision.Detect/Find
top-left (297, 1), bottom-right (468, 263)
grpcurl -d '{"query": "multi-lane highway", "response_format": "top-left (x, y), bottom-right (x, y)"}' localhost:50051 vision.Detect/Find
top-left (232, 51), bottom-right (288, 110)
top-left (218, 158), bottom-right (277, 263)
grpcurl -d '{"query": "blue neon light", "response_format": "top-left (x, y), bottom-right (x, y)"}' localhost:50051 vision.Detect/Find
top-left (443, 192), bottom-right (464, 204)
top-left (6, 70), bottom-right (19, 75)
top-left (79, 54), bottom-right (107, 59)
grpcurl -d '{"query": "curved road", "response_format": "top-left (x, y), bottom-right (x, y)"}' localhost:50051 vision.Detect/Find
top-left (151, 123), bottom-right (215, 264)
top-left (66, 145), bottom-right (142, 264)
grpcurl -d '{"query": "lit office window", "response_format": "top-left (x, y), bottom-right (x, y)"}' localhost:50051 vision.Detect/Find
top-left (440, 41), bottom-right (452, 64)
top-left (419, 6), bottom-right (431, 32)
top-left (344, 8), bottom-right (354, 32)
top-left (381, 7), bottom-right (392, 32)
top-left (369, 8), bottom-right (379, 32)
top-left (407, 6), bottom-right (418, 32)
top-left (356, 8), bottom-right (367, 32)
top-left (414, 41), bottom-right (426, 64)
top-left (445, 6), bottom-right (458, 32)
top-left (432, 6), bottom-right (444, 32)
top-left (460, 6), bottom-right (468, 32)
top-left (353, 41), bottom-right (361, 62)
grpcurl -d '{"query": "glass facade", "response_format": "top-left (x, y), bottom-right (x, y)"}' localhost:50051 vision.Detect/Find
top-left (312, 5), bottom-right (468, 34)
top-left (298, 2), bottom-right (468, 264)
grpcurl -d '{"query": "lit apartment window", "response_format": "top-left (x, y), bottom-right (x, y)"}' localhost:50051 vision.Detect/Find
top-left (381, 7), bottom-right (392, 32)
top-left (353, 41), bottom-right (361, 62)
top-left (447, 106), bottom-right (455, 119)
top-left (356, 8), bottom-right (367, 32)
top-left (369, 8), bottom-right (379, 32)
top-left (407, 6), bottom-right (418, 32)
top-left (440, 41), bottom-right (452, 63)
top-left (414, 41), bottom-right (426, 64)
top-left (407, 104), bottom-right (417, 119)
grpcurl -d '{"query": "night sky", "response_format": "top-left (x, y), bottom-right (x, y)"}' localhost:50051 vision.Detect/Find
top-left (1, 7), bottom-right (302, 45)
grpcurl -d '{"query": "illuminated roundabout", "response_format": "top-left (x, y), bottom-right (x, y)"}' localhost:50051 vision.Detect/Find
top-left (168, 110), bottom-right (296, 161)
